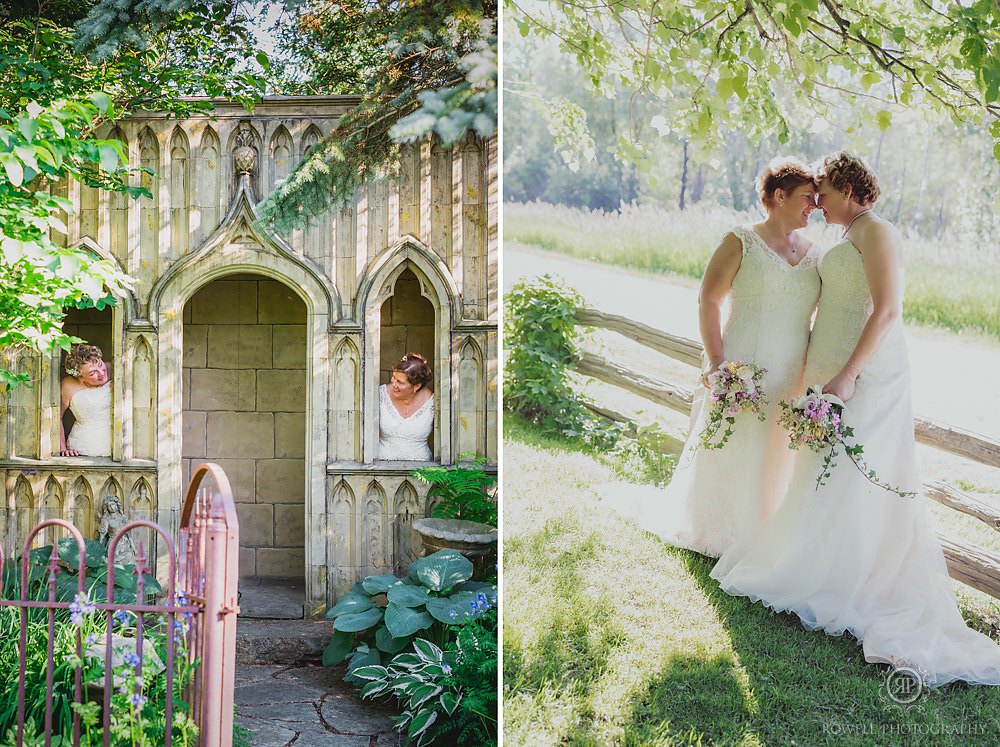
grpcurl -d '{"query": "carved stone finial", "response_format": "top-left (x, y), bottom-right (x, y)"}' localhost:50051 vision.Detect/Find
top-left (233, 123), bottom-right (258, 177)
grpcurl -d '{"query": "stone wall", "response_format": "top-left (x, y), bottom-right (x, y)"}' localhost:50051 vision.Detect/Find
top-left (378, 269), bottom-right (435, 385)
top-left (181, 275), bottom-right (307, 579)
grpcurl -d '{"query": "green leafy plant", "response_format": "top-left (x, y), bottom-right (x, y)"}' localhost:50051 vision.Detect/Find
top-left (414, 456), bottom-right (498, 527)
top-left (504, 275), bottom-right (623, 449)
top-left (353, 608), bottom-right (498, 747)
top-left (323, 551), bottom-right (497, 682)
top-left (2, 538), bottom-right (161, 607)
top-left (353, 639), bottom-right (460, 747)
top-left (444, 608), bottom-right (498, 746)
top-left (610, 422), bottom-right (678, 488)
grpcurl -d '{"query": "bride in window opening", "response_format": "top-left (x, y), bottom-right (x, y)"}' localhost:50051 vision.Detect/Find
top-left (378, 352), bottom-right (434, 461)
top-left (60, 344), bottom-right (112, 457)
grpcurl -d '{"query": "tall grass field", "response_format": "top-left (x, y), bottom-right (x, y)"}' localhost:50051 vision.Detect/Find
top-left (505, 202), bottom-right (1000, 342)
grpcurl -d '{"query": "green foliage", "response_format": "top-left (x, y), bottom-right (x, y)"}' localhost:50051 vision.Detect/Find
top-left (390, 34), bottom-right (497, 146)
top-left (259, 0), bottom-right (497, 232)
top-left (353, 639), bottom-right (460, 747)
top-left (442, 609), bottom-right (498, 746)
top-left (609, 423), bottom-right (678, 488)
top-left (0, 94), bottom-right (131, 381)
top-left (509, 0), bottom-right (1000, 159)
top-left (2, 538), bottom-right (162, 607)
top-left (415, 456), bottom-right (498, 527)
top-left (0, 8), bottom-right (268, 387)
top-left (323, 550), bottom-right (498, 682)
top-left (0, 597), bottom-right (197, 745)
top-left (353, 610), bottom-right (498, 747)
top-left (504, 275), bottom-right (623, 449)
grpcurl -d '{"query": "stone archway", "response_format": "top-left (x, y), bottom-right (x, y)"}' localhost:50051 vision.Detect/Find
top-left (181, 273), bottom-right (308, 616)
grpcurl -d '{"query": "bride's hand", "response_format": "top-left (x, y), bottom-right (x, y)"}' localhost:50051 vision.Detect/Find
top-left (700, 360), bottom-right (723, 389)
top-left (822, 369), bottom-right (857, 401)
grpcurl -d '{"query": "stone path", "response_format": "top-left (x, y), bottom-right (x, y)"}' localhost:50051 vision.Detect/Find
top-left (235, 663), bottom-right (400, 746)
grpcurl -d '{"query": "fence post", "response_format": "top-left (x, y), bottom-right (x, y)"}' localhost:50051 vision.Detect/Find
top-left (197, 468), bottom-right (240, 746)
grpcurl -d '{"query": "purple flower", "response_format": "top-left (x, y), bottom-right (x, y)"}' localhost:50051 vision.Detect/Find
top-left (123, 651), bottom-right (141, 667)
top-left (131, 693), bottom-right (146, 708)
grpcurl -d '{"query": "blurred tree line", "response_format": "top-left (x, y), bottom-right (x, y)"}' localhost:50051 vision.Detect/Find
top-left (504, 4), bottom-right (1000, 246)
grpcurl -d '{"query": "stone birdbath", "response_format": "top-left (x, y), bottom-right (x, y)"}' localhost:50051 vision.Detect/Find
top-left (412, 518), bottom-right (498, 577)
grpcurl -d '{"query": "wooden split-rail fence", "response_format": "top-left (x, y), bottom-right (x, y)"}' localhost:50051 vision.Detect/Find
top-left (571, 306), bottom-right (1000, 600)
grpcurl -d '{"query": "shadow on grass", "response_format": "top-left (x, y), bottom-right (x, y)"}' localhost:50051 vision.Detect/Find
top-left (504, 517), bottom-right (627, 697)
top-left (663, 548), bottom-right (1000, 746)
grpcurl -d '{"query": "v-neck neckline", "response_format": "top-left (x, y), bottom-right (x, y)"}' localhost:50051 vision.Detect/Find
top-left (748, 227), bottom-right (810, 269)
top-left (386, 388), bottom-right (432, 420)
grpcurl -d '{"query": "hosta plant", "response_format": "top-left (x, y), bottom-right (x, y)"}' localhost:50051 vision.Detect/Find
top-left (352, 639), bottom-right (459, 747)
top-left (323, 550), bottom-right (497, 682)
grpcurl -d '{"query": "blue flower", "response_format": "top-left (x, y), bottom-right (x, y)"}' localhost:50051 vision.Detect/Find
top-left (68, 593), bottom-right (97, 626)
top-left (442, 663), bottom-right (452, 675)
top-left (449, 610), bottom-right (457, 620)
top-left (113, 609), bottom-right (130, 626)
top-left (131, 693), bottom-right (146, 708)
top-left (85, 634), bottom-right (98, 645)
top-left (123, 651), bottom-right (141, 667)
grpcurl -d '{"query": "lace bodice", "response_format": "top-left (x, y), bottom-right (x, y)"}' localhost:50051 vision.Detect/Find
top-left (377, 384), bottom-right (433, 461)
top-left (805, 240), bottom-right (907, 383)
top-left (67, 382), bottom-right (112, 457)
top-left (722, 226), bottom-right (821, 401)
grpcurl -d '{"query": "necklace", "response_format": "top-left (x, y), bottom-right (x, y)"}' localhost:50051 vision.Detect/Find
top-left (842, 208), bottom-right (872, 237)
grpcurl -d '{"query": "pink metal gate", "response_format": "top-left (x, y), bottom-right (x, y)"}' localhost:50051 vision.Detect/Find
top-left (0, 462), bottom-right (239, 746)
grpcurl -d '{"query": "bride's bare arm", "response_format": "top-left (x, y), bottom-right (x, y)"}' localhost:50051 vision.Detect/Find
top-left (823, 220), bottom-right (903, 400)
top-left (59, 378), bottom-right (78, 456)
top-left (698, 232), bottom-right (742, 376)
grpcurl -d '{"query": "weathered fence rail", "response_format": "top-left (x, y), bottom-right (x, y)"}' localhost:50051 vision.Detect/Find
top-left (0, 462), bottom-right (239, 747)
top-left (573, 306), bottom-right (1000, 599)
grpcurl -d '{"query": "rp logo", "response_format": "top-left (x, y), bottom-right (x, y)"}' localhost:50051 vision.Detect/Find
top-left (885, 666), bottom-right (926, 704)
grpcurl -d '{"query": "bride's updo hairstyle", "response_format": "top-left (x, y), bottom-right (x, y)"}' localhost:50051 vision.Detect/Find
top-left (393, 352), bottom-right (433, 390)
top-left (65, 344), bottom-right (104, 378)
top-left (757, 157), bottom-right (814, 208)
top-left (817, 151), bottom-right (880, 206)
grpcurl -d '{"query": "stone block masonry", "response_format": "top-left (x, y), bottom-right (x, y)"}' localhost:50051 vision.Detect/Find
top-left (183, 276), bottom-right (306, 579)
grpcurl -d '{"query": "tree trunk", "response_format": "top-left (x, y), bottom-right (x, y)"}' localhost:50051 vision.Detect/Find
top-left (679, 139), bottom-right (689, 210)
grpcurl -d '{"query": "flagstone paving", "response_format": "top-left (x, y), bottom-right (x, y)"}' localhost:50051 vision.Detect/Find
top-left (235, 663), bottom-right (400, 746)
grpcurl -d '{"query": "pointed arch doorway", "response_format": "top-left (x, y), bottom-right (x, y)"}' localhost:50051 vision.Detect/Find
top-left (181, 273), bottom-right (307, 617)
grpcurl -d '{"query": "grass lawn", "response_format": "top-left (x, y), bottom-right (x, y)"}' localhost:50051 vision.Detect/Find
top-left (502, 415), bottom-right (1000, 746)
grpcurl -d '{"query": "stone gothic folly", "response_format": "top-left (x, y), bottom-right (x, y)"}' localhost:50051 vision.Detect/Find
top-left (0, 96), bottom-right (498, 615)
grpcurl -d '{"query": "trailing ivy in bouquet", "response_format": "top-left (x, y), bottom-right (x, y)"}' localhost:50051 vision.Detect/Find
top-left (697, 361), bottom-right (768, 451)
top-left (778, 386), bottom-right (916, 499)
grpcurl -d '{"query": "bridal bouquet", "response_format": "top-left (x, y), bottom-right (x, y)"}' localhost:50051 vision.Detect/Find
top-left (778, 387), bottom-right (916, 498)
top-left (697, 361), bottom-right (768, 450)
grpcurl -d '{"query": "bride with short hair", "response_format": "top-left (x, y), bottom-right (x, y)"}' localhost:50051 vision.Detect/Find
top-left (60, 344), bottom-right (111, 457)
top-left (712, 152), bottom-right (1000, 687)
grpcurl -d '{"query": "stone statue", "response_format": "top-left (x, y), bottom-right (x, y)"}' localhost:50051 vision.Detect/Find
top-left (97, 494), bottom-right (136, 565)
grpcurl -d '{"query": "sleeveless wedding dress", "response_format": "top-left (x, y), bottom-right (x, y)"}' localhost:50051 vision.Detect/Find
top-left (602, 227), bottom-right (820, 556)
top-left (67, 382), bottom-right (112, 457)
top-left (712, 239), bottom-right (1000, 687)
top-left (377, 384), bottom-right (434, 460)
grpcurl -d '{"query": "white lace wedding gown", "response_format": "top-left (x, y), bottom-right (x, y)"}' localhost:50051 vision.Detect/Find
top-left (603, 227), bottom-right (820, 556)
top-left (377, 384), bottom-right (434, 460)
top-left (67, 382), bottom-right (112, 457)
top-left (712, 239), bottom-right (1000, 687)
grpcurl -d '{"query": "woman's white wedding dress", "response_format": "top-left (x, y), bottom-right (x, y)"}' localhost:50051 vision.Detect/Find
top-left (377, 384), bottom-right (434, 460)
top-left (712, 239), bottom-right (1000, 686)
top-left (67, 382), bottom-right (112, 457)
top-left (604, 227), bottom-right (820, 556)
